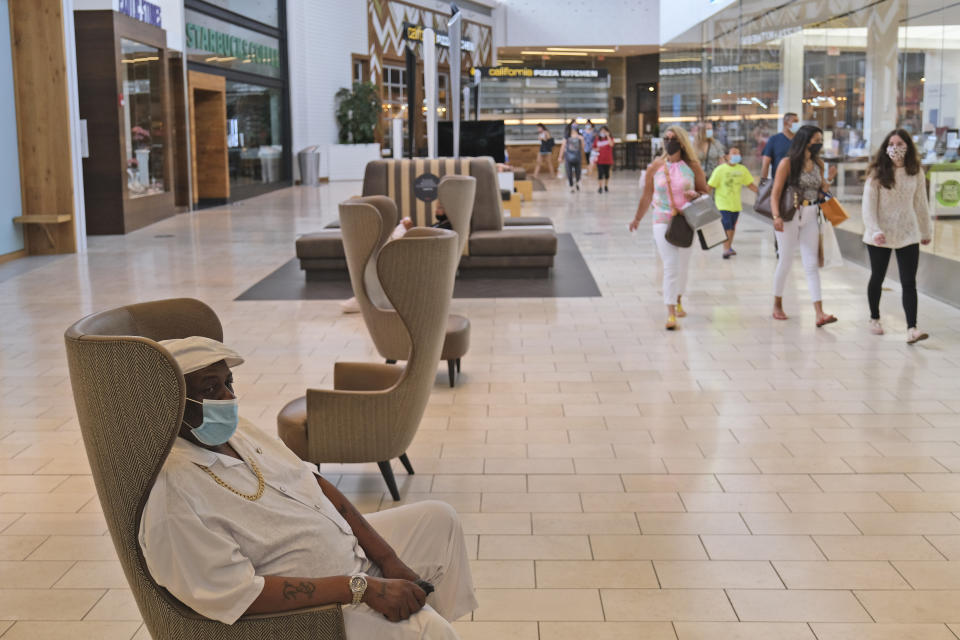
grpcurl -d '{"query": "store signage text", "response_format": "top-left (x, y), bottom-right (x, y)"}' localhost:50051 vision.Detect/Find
top-left (474, 66), bottom-right (608, 79)
top-left (186, 23), bottom-right (280, 68)
top-left (404, 23), bottom-right (476, 52)
top-left (119, 0), bottom-right (161, 28)
top-left (660, 61), bottom-right (780, 75)
top-left (741, 26), bottom-right (802, 46)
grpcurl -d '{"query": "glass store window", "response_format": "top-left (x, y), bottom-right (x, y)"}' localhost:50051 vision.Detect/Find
top-left (121, 38), bottom-right (166, 198)
top-left (185, 0), bottom-right (289, 202)
top-left (227, 81), bottom-right (283, 187)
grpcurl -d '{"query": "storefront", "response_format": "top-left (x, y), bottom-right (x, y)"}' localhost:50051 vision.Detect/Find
top-left (184, 0), bottom-right (290, 205)
top-left (662, 0), bottom-right (960, 264)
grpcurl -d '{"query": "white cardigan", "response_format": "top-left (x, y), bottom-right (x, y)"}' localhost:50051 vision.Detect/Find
top-left (861, 168), bottom-right (932, 249)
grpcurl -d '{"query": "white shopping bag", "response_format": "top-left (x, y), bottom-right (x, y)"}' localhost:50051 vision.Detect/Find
top-left (820, 221), bottom-right (843, 269)
top-left (697, 218), bottom-right (727, 250)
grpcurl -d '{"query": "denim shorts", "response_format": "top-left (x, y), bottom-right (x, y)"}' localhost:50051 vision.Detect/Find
top-left (720, 210), bottom-right (740, 231)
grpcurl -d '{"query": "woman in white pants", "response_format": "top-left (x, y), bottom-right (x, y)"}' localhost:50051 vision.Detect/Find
top-left (771, 125), bottom-right (837, 327)
top-left (630, 126), bottom-right (708, 329)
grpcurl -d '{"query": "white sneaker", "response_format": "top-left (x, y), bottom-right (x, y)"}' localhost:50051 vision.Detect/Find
top-left (906, 327), bottom-right (929, 344)
top-left (340, 297), bottom-right (361, 314)
top-left (570, 186), bottom-right (575, 193)
top-left (869, 319), bottom-right (884, 335)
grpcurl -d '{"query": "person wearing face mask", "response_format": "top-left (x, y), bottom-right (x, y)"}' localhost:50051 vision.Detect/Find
top-left (139, 336), bottom-right (477, 638)
top-left (770, 125), bottom-right (837, 326)
top-left (707, 147), bottom-right (758, 258)
top-left (861, 129), bottom-right (932, 343)
top-left (593, 125), bottom-right (615, 193)
top-left (761, 112), bottom-right (800, 181)
top-left (557, 122), bottom-right (585, 193)
top-left (695, 122), bottom-right (726, 178)
top-left (629, 125), bottom-right (709, 330)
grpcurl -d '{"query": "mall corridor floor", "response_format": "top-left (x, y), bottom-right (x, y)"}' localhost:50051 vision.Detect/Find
top-left (2, 173), bottom-right (960, 640)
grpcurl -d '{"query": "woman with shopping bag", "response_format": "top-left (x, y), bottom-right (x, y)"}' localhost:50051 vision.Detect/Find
top-left (629, 126), bottom-right (709, 330)
top-left (770, 125), bottom-right (838, 327)
top-left (862, 129), bottom-right (932, 344)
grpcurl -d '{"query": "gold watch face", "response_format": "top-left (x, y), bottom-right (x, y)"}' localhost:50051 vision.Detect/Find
top-left (350, 575), bottom-right (366, 592)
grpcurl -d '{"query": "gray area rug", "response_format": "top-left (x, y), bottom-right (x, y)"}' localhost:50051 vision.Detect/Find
top-left (236, 234), bottom-right (601, 300)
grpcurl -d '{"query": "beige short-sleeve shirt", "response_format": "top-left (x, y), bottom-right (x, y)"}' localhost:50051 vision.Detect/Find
top-left (138, 419), bottom-right (367, 624)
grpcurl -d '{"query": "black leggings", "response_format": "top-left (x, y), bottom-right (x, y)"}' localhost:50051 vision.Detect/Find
top-left (597, 164), bottom-right (611, 180)
top-left (566, 161), bottom-right (582, 186)
top-left (867, 243), bottom-right (920, 328)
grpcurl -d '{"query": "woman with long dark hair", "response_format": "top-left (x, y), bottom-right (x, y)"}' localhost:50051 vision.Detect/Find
top-left (862, 128), bottom-right (932, 343)
top-left (629, 125), bottom-right (709, 330)
top-left (770, 125), bottom-right (837, 326)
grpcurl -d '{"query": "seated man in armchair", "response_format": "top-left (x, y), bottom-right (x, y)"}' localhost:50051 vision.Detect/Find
top-left (139, 336), bottom-right (477, 639)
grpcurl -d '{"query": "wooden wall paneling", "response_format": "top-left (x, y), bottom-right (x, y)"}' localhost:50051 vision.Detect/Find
top-left (9, 0), bottom-right (77, 253)
top-left (75, 11), bottom-right (124, 235)
top-left (188, 71), bottom-right (229, 202)
top-left (169, 56), bottom-right (190, 209)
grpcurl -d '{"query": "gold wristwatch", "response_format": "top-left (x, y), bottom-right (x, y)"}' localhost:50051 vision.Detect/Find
top-left (349, 574), bottom-right (367, 605)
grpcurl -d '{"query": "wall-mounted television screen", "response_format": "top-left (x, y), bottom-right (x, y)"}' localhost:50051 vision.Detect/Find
top-left (438, 120), bottom-right (505, 163)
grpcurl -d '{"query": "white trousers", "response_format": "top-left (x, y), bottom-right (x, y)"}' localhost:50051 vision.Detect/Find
top-left (344, 501), bottom-right (478, 639)
top-left (652, 223), bottom-right (694, 306)
top-left (773, 205), bottom-right (822, 302)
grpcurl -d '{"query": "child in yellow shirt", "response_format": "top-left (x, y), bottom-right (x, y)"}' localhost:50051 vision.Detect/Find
top-left (708, 147), bottom-right (758, 259)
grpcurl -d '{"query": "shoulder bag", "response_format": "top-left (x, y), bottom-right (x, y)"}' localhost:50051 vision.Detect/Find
top-left (754, 178), bottom-right (800, 221)
top-left (662, 164), bottom-right (695, 248)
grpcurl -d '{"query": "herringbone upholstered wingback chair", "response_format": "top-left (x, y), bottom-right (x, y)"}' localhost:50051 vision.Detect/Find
top-left (64, 298), bottom-right (345, 640)
top-left (278, 227), bottom-right (459, 501)
top-left (338, 180), bottom-right (473, 387)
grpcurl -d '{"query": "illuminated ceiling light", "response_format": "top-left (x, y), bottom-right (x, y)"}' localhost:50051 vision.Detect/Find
top-left (648, 86), bottom-right (655, 92)
top-left (711, 98), bottom-right (722, 103)
top-left (810, 77), bottom-right (823, 92)
top-left (751, 96), bottom-right (769, 109)
top-left (498, 59), bottom-right (523, 63)
top-left (546, 47), bottom-right (616, 53)
top-left (921, 77), bottom-right (926, 82)
top-left (520, 50), bottom-right (587, 56)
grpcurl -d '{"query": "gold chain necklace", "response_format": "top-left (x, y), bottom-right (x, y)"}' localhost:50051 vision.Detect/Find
top-left (198, 457), bottom-right (265, 501)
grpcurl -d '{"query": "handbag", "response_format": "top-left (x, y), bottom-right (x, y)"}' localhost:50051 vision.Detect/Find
top-left (662, 164), bottom-right (695, 248)
top-left (683, 195), bottom-right (722, 229)
top-left (698, 218), bottom-right (727, 250)
top-left (820, 194), bottom-right (849, 226)
top-left (754, 178), bottom-right (800, 221)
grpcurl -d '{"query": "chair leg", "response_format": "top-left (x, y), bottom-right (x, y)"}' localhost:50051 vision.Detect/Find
top-left (447, 359), bottom-right (456, 387)
top-left (378, 461), bottom-right (401, 501)
top-left (399, 453), bottom-right (414, 475)
top-left (456, 358), bottom-right (461, 373)
top-left (386, 359), bottom-right (397, 365)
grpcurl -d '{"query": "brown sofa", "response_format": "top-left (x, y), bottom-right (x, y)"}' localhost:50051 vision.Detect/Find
top-left (296, 157), bottom-right (557, 278)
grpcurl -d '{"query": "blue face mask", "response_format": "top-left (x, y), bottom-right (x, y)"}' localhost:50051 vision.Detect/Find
top-left (730, 154), bottom-right (742, 164)
top-left (186, 397), bottom-right (239, 446)
top-left (790, 121), bottom-right (801, 134)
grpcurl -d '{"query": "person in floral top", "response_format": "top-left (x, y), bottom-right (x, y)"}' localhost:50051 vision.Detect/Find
top-left (629, 126), bottom-right (709, 330)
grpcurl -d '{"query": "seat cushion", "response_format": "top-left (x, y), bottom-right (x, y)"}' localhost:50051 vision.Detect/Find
top-left (441, 314), bottom-right (470, 361)
top-left (503, 217), bottom-right (553, 228)
top-left (296, 230), bottom-right (344, 259)
top-left (277, 396), bottom-right (308, 460)
top-left (468, 230), bottom-right (558, 257)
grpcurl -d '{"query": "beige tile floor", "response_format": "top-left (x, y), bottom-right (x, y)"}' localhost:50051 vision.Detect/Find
top-left (1, 171), bottom-right (959, 639)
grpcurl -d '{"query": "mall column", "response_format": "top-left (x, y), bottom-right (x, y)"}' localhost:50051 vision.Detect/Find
top-left (864, 0), bottom-right (904, 152)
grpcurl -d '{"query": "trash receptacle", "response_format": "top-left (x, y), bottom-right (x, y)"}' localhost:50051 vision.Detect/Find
top-left (298, 146), bottom-right (320, 186)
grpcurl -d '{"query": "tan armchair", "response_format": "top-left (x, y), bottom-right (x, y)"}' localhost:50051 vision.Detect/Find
top-left (64, 298), bottom-right (345, 640)
top-left (343, 175), bottom-right (475, 387)
top-left (278, 227), bottom-right (459, 500)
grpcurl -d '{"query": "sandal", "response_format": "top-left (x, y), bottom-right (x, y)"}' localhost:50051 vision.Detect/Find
top-left (675, 301), bottom-right (687, 318)
top-left (816, 315), bottom-right (838, 328)
top-left (665, 315), bottom-right (677, 331)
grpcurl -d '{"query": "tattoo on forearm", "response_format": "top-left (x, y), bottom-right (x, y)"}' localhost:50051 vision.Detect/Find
top-left (282, 580), bottom-right (317, 601)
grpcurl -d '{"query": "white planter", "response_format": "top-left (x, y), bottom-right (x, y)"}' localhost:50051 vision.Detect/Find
top-left (327, 143), bottom-right (381, 181)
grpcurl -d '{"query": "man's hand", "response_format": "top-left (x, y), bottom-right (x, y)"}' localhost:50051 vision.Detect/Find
top-left (379, 554), bottom-right (420, 582)
top-left (363, 576), bottom-right (426, 622)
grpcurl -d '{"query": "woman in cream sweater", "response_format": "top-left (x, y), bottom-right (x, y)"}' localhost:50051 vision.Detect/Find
top-left (861, 129), bottom-right (932, 343)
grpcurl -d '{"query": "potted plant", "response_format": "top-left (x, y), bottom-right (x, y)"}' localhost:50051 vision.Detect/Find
top-left (329, 82), bottom-right (382, 181)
